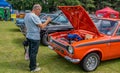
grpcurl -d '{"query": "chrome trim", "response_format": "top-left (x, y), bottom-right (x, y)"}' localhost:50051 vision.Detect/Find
top-left (64, 56), bottom-right (80, 63)
top-left (48, 45), bottom-right (53, 50)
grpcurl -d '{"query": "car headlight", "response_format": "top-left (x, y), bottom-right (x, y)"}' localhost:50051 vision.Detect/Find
top-left (68, 46), bottom-right (73, 54)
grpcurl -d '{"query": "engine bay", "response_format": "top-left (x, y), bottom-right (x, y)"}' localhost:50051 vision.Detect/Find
top-left (57, 30), bottom-right (96, 44)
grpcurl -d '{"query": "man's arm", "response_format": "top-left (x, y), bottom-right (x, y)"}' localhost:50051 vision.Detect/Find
top-left (38, 17), bottom-right (51, 29)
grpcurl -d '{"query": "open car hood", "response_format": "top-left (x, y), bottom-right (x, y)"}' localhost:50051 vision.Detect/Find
top-left (58, 6), bottom-right (100, 36)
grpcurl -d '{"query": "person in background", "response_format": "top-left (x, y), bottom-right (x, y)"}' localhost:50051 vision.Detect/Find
top-left (24, 4), bottom-right (51, 72)
top-left (4, 8), bottom-right (7, 21)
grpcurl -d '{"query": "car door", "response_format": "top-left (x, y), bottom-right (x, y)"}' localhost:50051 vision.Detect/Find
top-left (109, 26), bottom-right (120, 58)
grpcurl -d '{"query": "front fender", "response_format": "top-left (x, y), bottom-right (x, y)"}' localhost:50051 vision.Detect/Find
top-left (73, 47), bottom-right (103, 61)
top-left (82, 48), bottom-right (103, 60)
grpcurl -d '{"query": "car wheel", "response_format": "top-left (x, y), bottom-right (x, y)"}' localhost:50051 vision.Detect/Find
top-left (41, 34), bottom-right (49, 46)
top-left (80, 53), bottom-right (100, 72)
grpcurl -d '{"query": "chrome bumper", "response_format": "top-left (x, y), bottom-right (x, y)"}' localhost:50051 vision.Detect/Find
top-left (48, 45), bottom-right (53, 50)
top-left (64, 56), bottom-right (80, 63)
top-left (48, 45), bottom-right (80, 63)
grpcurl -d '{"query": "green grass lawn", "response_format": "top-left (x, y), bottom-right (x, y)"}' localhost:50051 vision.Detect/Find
top-left (0, 21), bottom-right (120, 73)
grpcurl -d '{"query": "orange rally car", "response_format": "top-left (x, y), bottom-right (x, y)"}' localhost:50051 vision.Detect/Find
top-left (48, 6), bottom-right (120, 72)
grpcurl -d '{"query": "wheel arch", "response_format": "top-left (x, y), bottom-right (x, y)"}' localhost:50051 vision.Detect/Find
top-left (81, 48), bottom-right (103, 61)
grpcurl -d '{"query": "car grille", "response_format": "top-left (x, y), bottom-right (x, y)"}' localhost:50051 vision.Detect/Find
top-left (52, 40), bottom-right (68, 50)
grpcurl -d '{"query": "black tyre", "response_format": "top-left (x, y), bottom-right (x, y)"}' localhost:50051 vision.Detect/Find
top-left (80, 53), bottom-right (100, 72)
top-left (41, 34), bottom-right (49, 46)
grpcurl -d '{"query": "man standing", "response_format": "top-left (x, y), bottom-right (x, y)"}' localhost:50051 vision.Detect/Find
top-left (24, 4), bottom-right (51, 72)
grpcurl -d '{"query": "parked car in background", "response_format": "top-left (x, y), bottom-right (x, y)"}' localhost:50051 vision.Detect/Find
top-left (48, 6), bottom-right (120, 72)
top-left (89, 14), bottom-right (97, 19)
top-left (19, 10), bottom-right (25, 18)
top-left (16, 13), bottom-right (73, 46)
top-left (41, 14), bottom-right (73, 45)
top-left (25, 10), bottom-right (31, 13)
top-left (16, 13), bottom-right (57, 27)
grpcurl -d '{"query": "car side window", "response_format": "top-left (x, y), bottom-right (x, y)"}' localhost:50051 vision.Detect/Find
top-left (99, 20), bottom-right (111, 34)
top-left (98, 20), bottom-right (118, 35)
top-left (116, 27), bottom-right (120, 36)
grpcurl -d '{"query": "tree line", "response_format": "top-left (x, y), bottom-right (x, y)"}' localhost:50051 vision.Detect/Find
top-left (7, 0), bottom-right (120, 13)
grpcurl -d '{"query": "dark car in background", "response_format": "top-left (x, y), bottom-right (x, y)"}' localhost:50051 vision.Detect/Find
top-left (41, 14), bottom-right (73, 45)
top-left (16, 13), bottom-right (73, 46)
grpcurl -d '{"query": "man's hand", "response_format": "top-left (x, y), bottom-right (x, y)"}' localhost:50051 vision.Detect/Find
top-left (46, 16), bottom-right (52, 23)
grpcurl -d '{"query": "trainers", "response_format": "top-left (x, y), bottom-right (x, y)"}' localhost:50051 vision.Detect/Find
top-left (31, 67), bottom-right (41, 72)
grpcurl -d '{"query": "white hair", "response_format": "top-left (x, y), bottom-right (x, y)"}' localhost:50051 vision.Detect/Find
top-left (32, 4), bottom-right (41, 10)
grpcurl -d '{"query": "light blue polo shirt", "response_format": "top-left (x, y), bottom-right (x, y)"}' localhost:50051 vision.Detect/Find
top-left (24, 13), bottom-right (42, 40)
